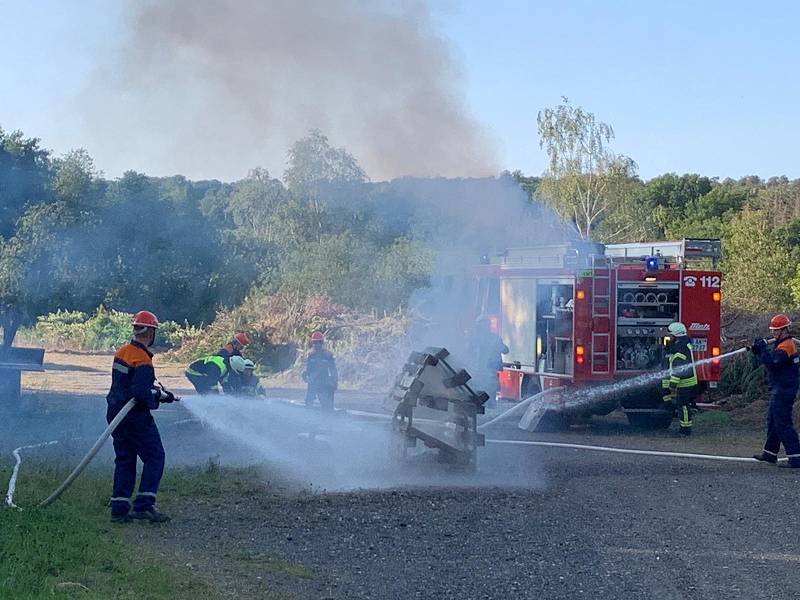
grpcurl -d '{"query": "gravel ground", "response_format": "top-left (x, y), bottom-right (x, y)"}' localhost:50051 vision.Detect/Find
top-left (130, 422), bottom-right (800, 600)
top-left (5, 368), bottom-right (797, 600)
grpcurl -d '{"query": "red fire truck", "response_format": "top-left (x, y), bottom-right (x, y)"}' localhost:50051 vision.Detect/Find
top-left (474, 238), bottom-right (722, 428)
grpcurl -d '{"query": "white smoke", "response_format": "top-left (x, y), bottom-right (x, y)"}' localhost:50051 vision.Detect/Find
top-left (80, 0), bottom-right (498, 181)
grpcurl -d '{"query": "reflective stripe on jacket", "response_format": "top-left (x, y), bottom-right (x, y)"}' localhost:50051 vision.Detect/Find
top-left (662, 337), bottom-right (698, 389)
top-left (186, 355), bottom-right (228, 381)
top-left (107, 340), bottom-right (159, 417)
top-left (756, 338), bottom-right (800, 391)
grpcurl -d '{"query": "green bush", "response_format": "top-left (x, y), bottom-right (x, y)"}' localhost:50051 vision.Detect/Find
top-left (18, 306), bottom-right (200, 351)
top-left (719, 352), bottom-right (766, 403)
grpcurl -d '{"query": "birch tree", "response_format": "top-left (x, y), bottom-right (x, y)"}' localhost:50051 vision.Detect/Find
top-left (537, 98), bottom-right (637, 240)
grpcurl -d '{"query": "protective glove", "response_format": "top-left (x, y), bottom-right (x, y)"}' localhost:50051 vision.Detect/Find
top-left (751, 337), bottom-right (767, 355)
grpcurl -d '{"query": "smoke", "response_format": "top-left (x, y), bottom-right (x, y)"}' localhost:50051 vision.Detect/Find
top-left (392, 175), bottom-right (571, 356)
top-left (83, 0), bottom-right (497, 181)
top-left (181, 395), bottom-right (544, 490)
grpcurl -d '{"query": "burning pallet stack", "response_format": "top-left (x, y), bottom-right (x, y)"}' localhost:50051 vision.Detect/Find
top-left (389, 347), bottom-right (488, 469)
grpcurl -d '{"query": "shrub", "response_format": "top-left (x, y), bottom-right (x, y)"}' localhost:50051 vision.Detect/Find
top-left (18, 306), bottom-right (200, 351)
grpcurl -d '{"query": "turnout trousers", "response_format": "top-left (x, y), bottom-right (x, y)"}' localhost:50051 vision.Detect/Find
top-left (305, 385), bottom-right (334, 411)
top-left (763, 387), bottom-right (800, 466)
top-left (109, 412), bottom-right (165, 517)
top-left (186, 372), bottom-right (218, 395)
top-left (676, 387), bottom-right (695, 433)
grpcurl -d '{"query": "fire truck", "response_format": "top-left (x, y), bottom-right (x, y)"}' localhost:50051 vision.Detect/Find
top-left (474, 238), bottom-right (722, 428)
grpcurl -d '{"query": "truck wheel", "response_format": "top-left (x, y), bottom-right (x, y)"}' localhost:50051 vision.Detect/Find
top-left (626, 412), bottom-right (672, 430)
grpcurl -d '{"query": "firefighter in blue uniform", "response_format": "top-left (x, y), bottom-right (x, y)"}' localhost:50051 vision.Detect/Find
top-left (107, 311), bottom-right (176, 523)
top-left (752, 314), bottom-right (800, 468)
top-left (302, 331), bottom-right (338, 410)
top-left (661, 322), bottom-right (699, 436)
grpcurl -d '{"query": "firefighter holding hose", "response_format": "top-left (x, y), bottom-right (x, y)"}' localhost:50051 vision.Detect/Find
top-left (107, 311), bottom-right (175, 524)
top-left (662, 322), bottom-right (699, 436)
top-left (752, 314), bottom-right (800, 468)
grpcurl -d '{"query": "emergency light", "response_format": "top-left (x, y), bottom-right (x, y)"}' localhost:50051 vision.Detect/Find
top-left (645, 256), bottom-right (659, 272)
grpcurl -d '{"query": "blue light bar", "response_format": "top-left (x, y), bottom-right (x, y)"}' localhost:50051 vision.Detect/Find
top-left (645, 256), bottom-right (659, 272)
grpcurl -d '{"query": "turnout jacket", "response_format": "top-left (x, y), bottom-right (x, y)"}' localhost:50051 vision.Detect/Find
top-left (755, 338), bottom-right (800, 391)
top-left (186, 355), bottom-right (228, 383)
top-left (662, 335), bottom-right (698, 389)
top-left (107, 340), bottom-right (160, 419)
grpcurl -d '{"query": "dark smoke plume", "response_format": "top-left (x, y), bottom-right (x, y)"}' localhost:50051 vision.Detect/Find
top-left (84, 0), bottom-right (497, 181)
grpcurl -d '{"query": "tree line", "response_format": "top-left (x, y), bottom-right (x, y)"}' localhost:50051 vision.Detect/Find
top-left (2, 105), bottom-right (799, 346)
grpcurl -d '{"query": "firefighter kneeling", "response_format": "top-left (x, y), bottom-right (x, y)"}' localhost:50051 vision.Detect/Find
top-left (661, 322), bottom-right (699, 436)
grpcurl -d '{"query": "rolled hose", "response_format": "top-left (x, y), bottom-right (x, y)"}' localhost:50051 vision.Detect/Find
top-left (39, 399), bottom-right (136, 508)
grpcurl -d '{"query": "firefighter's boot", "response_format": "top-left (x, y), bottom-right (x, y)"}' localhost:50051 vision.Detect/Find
top-left (130, 508), bottom-right (171, 523)
top-left (753, 452), bottom-right (778, 464)
top-left (111, 513), bottom-right (132, 524)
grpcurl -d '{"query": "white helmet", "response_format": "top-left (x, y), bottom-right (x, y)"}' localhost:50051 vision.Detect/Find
top-left (229, 355), bottom-right (247, 374)
top-left (667, 322), bottom-right (687, 337)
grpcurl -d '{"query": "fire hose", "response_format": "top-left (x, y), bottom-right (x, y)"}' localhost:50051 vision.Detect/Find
top-left (38, 386), bottom-right (181, 508)
top-left (38, 399), bottom-right (137, 508)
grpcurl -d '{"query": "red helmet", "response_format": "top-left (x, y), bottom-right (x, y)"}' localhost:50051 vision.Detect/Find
top-left (310, 331), bottom-right (325, 342)
top-left (233, 332), bottom-right (251, 346)
top-left (132, 310), bottom-right (159, 329)
top-left (769, 314), bottom-right (792, 331)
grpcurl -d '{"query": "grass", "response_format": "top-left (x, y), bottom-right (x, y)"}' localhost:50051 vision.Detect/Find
top-left (0, 461), bottom-right (221, 600)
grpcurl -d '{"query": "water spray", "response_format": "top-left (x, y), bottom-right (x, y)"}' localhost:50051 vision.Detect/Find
top-left (480, 340), bottom-right (771, 432)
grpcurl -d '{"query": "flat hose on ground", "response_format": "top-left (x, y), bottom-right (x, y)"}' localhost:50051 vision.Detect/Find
top-left (39, 399), bottom-right (136, 508)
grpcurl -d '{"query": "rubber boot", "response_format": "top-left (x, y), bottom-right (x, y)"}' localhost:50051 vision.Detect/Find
top-left (111, 514), bottom-right (132, 524)
top-left (130, 508), bottom-right (171, 523)
top-left (753, 453), bottom-right (777, 464)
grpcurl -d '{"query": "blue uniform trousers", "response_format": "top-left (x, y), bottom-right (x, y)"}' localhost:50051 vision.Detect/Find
top-left (305, 385), bottom-right (334, 410)
top-left (764, 386), bottom-right (800, 465)
top-left (109, 412), bottom-right (165, 516)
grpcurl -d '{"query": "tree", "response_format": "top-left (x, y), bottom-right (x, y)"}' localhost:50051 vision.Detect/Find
top-left (284, 129), bottom-right (367, 195)
top-left (669, 183), bottom-right (752, 239)
top-left (723, 208), bottom-right (794, 312)
top-left (536, 98), bottom-right (638, 239)
top-left (96, 171), bottom-right (234, 323)
top-left (0, 127), bottom-right (52, 238)
top-left (227, 168), bottom-right (287, 242)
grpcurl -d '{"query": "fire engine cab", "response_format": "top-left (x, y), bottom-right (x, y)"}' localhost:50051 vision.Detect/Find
top-left (475, 238), bottom-right (722, 428)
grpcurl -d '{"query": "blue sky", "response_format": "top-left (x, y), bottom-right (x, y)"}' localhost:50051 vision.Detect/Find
top-left (1, 1), bottom-right (799, 180)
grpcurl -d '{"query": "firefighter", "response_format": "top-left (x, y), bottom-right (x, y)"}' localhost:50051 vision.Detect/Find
top-left (185, 354), bottom-right (246, 395)
top-left (661, 322), bottom-right (699, 436)
top-left (468, 317), bottom-right (509, 408)
top-left (107, 311), bottom-right (176, 524)
top-left (216, 332), bottom-right (251, 368)
top-left (240, 359), bottom-right (267, 397)
top-left (752, 314), bottom-right (800, 468)
top-left (302, 331), bottom-right (338, 410)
